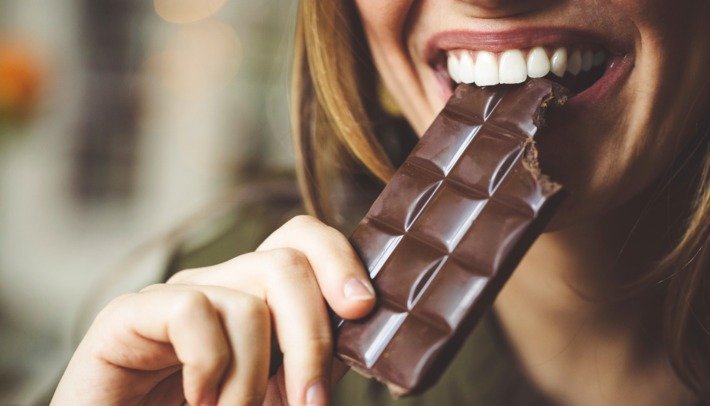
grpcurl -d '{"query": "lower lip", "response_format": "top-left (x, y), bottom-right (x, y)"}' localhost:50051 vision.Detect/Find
top-left (566, 53), bottom-right (634, 109)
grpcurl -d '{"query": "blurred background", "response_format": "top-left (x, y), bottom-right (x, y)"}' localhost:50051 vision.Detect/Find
top-left (0, 0), bottom-right (297, 403)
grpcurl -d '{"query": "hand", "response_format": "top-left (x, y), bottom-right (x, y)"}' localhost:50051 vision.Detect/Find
top-left (51, 215), bottom-right (376, 406)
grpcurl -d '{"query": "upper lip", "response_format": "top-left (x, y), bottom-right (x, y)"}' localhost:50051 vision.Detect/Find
top-left (424, 27), bottom-right (630, 66)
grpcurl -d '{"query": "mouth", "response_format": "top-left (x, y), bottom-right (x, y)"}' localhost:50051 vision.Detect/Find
top-left (427, 29), bottom-right (633, 102)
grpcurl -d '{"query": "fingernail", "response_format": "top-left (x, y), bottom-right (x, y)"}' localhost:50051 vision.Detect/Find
top-left (343, 278), bottom-right (375, 301)
top-left (306, 379), bottom-right (327, 406)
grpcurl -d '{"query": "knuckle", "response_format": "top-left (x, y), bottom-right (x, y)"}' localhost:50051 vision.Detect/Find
top-left (287, 215), bottom-right (352, 254)
top-left (292, 332), bottom-right (332, 356)
top-left (309, 333), bottom-right (333, 353)
top-left (138, 283), bottom-right (165, 293)
top-left (268, 248), bottom-right (310, 272)
top-left (172, 290), bottom-right (211, 318)
top-left (188, 347), bottom-right (230, 372)
top-left (166, 268), bottom-right (198, 284)
top-left (225, 295), bottom-right (269, 323)
top-left (288, 214), bottom-right (320, 228)
top-left (109, 292), bottom-right (137, 306)
top-left (239, 297), bottom-right (270, 321)
top-left (95, 293), bottom-right (136, 320)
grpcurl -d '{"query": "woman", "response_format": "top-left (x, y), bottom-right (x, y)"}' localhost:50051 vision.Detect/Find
top-left (52, 0), bottom-right (709, 405)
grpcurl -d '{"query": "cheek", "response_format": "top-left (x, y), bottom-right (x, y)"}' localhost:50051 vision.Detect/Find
top-left (545, 0), bottom-right (709, 226)
top-left (610, 0), bottom-right (692, 30)
top-left (354, 0), bottom-right (413, 41)
top-left (354, 0), bottom-right (414, 26)
top-left (354, 0), bottom-right (433, 134)
top-left (616, 0), bottom-right (709, 175)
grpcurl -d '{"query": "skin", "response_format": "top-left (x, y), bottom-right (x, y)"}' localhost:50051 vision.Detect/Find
top-left (53, 216), bottom-right (372, 406)
top-left (53, 0), bottom-right (709, 405)
top-left (355, 0), bottom-right (709, 404)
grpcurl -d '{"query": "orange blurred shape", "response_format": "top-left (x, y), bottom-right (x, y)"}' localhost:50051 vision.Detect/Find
top-left (154, 0), bottom-right (227, 24)
top-left (0, 41), bottom-right (44, 120)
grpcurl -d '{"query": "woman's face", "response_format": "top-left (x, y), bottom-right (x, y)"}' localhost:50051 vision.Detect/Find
top-left (354, 0), bottom-right (710, 224)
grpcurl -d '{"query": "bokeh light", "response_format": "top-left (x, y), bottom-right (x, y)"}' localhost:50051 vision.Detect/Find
top-left (0, 40), bottom-right (44, 121)
top-left (154, 0), bottom-right (227, 24)
top-left (0, 2), bottom-right (296, 402)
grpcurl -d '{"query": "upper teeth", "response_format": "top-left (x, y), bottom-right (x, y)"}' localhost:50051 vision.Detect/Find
top-left (446, 47), bottom-right (607, 86)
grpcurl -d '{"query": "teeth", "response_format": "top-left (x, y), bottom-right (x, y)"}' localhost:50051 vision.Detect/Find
top-left (581, 50), bottom-right (593, 71)
top-left (550, 48), bottom-right (567, 77)
top-left (445, 46), bottom-right (607, 85)
top-left (499, 50), bottom-right (527, 84)
top-left (592, 51), bottom-right (606, 67)
top-left (458, 52), bottom-right (476, 84)
top-left (526, 47), bottom-right (550, 78)
top-left (447, 53), bottom-right (461, 83)
top-left (474, 51), bottom-right (499, 86)
top-left (567, 50), bottom-right (582, 75)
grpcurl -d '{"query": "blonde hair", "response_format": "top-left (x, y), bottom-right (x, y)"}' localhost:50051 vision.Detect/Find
top-left (655, 136), bottom-right (710, 398)
top-left (292, 1), bottom-right (394, 222)
top-left (291, 0), bottom-right (710, 399)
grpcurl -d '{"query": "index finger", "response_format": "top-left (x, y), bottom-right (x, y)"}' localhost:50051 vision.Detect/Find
top-left (257, 215), bottom-right (376, 320)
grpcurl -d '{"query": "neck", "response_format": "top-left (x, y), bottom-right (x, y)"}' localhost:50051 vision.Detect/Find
top-left (494, 182), bottom-right (696, 405)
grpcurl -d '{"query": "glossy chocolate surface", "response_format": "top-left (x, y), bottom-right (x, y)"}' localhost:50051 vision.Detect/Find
top-left (335, 79), bottom-right (568, 396)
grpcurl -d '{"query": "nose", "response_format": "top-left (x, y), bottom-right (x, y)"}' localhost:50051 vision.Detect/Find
top-left (456, 0), bottom-right (559, 17)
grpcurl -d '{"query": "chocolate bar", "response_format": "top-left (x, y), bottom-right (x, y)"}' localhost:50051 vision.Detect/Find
top-left (335, 79), bottom-right (568, 396)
